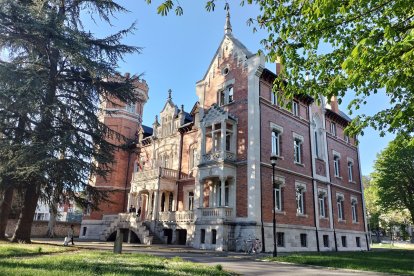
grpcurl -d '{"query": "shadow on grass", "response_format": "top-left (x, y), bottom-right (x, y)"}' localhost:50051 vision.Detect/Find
top-left (267, 250), bottom-right (414, 275)
top-left (0, 251), bottom-right (230, 275)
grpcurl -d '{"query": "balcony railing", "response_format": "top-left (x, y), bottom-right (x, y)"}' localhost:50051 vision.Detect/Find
top-left (200, 207), bottom-right (234, 221)
top-left (132, 167), bottom-right (191, 183)
top-left (202, 150), bottom-right (236, 163)
top-left (158, 210), bottom-right (194, 222)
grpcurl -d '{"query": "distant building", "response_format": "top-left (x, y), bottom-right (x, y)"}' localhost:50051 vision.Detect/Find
top-left (81, 12), bottom-right (369, 252)
top-left (34, 198), bottom-right (82, 223)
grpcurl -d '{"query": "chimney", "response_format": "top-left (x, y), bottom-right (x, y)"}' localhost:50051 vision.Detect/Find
top-left (275, 56), bottom-right (283, 75)
top-left (330, 96), bottom-right (339, 113)
top-left (125, 72), bottom-right (130, 79)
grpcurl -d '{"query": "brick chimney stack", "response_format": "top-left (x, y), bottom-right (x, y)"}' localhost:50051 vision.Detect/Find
top-left (330, 96), bottom-right (339, 113)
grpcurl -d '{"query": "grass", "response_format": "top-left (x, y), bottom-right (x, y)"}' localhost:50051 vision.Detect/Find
top-left (265, 247), bottom-right (414, 275)
top-left (0, 242), bottom-right (231, 275)
top-left (371, 242), bottom-right (414, 250)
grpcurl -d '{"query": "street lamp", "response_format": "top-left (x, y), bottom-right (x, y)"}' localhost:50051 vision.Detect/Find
top-left (270, 154), bottom-right (278, 257)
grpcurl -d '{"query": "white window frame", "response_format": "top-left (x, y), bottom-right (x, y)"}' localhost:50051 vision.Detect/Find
top-left (334, 155), bottom-right (340, 177)
top-left (271, 91), bottom-right (277, 105)
top-left (347, 158), bottom-right (354, 182)
top-left (272, 131), bottom-right (280, 157)
top-left (292, 100), bottom-right (299, 116)
top-left (351, 197), bottom-right (358, 222)
top-left (337, 194), bottom-right (345, 220)
top-left (330, 122), bottom-right (337, 136)
top-left (294, 139), bottom-right (302, 164)
top-left (318, 192), bottom-right (327, 218)
top-left (295, 182), bottom-right (306, 215)
top-left (228, 86), bottom-right (234, 103)
top-left (125, 103), bottom-right (135, 113)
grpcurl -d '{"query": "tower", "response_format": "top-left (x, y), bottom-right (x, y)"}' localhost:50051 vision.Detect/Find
top-left (87, 73), bottom-right (149, 220)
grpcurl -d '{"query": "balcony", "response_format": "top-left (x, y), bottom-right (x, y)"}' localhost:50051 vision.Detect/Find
top-left (199, 207), bottom-right (234, 221)
top-left (202, 150), bottom-right (236, 163)
top-left (158, 210), bottom-right (194, 223)
top-left (131, 167), bottom-right (192, 193)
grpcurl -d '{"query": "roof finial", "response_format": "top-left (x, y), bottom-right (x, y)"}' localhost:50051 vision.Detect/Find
top-left (224, 8), bottom-right (232, 35)
top-left (168, 89), bottom-right (172, 100)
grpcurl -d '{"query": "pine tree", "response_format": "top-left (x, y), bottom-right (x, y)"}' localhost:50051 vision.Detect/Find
top-left (0, 0), bottom-right (140, 242)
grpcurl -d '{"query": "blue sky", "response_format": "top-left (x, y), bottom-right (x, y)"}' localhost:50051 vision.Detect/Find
top-left (85, 0), bottom-right (394, 176)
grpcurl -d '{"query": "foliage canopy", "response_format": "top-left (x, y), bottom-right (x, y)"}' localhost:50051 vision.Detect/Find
top-left (152, 0), bottom-right (414, 137)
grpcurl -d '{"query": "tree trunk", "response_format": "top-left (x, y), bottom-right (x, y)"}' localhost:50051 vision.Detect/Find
top-left (11, 184), bottom-right (40, 243)
top-left (0, 186), bottom-right (14, 239)
top-left (46, 203), bottom-right (58, 238)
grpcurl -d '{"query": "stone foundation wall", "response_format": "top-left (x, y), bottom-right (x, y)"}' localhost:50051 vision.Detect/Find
top-left (6, 220), bottom-right (81, 238)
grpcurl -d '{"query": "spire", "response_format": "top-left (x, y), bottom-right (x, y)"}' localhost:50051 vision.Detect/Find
top-left (224, 9), bottom-right (232, 35)
top-left (167, 89), bottom-right (172, 100)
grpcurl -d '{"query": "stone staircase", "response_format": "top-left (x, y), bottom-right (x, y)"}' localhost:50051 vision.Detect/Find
top-left (99, 213), bottom-right (165, 245)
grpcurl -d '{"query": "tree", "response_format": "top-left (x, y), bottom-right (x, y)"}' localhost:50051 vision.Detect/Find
top-left (372, 134), bottom-right (414, 224)
top-left (0, 0), bottom-right (140, 242)
top-left (151, 0), bottom-right (414, 137)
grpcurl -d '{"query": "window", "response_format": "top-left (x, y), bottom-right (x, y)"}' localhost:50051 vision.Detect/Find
top-left (319, 193), bottom-right (326, 218)
top-left (337, 196), bottom-right (345, 220)
top-left (351, 199), bottom-right (358, 222)
top-left (125, 103), bottom-right (135, 113)
top-left (296, 187), bottom-right (305, 214)
top-left (219, 90), bottom-right (225, 106)
top-left (334, 156), bottom-right (340, 177)
top-left (274, 185), bottom-right (282, 211)
top-left (294, 139), bottom-right (302, 164)
top-left (341, 236), bottom-right (347, 247)
top-left (344, 135), bottom-right (349, 143)
top-left (272, 130), bottom-right (280, 156)
top-left (330, 122), bottom-right (337, 136)
top-left (189, 147), bottom-right (196, 170)
top-left (82, 227), bottom-right (87, 236)
top-left (314, 131), bottom-right (320, 158)
top-left (356, 237), bottom-right (361, 247)
top-left (168, 193), bottom-right (173, 211)
top-left (292, 100), bottom-right (299, 116)
top-left (277, 232), bottom-right (285, 247)
top-left (188, 192), bottom-right (194, 211)
top-left (323, 235), bottom-right (329, 247)
top-left (200, 229), bottom-right (206, 244)
top-left (271, 91), bottom-right (277, 105)
top-left (218, 86), bottom-right (233, 105)
top-left (212, 229), bottom-right (217, 244)
top-left (228, 87), bottom-right (234, 103)
top-left (348, 161), bottom-right (353, 182)
top-left (300, 233), bottom-right (307, 247)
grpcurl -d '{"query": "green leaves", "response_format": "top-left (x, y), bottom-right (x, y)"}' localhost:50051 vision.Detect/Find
top-left (156, 0), bottom-right (174, 16)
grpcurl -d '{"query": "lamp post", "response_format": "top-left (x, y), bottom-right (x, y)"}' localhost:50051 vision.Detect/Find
top-left (270, 155), bottom-right (278, 257)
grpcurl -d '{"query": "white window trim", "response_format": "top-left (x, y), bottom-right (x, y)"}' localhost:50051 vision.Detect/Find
top-left (270, 123), bottom-right (284, 134)
top-left (336, 193), bottom-right (345, 221)
top-left (295, 182), bottom-right (307, 215)
top-left (273, 175), bottom-right (286, 212)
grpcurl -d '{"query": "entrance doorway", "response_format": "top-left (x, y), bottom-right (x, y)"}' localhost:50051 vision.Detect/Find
top-left (163, 229), bottom-right (173, 244)
top-left (176, 229), bottom-right (187, 245)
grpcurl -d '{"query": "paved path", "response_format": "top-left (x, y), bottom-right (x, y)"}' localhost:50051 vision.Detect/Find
top-left (33, 239), bottom-right (384, 276)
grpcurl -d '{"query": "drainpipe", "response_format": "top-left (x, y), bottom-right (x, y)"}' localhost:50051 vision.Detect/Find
top-left (259, 85), bottom-right (265, 253)
top-left (176, 130), bottom-right (184, 211)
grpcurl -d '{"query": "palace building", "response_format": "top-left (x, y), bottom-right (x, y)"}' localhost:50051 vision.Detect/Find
top-left (80, 12), bottom-right (369, 252)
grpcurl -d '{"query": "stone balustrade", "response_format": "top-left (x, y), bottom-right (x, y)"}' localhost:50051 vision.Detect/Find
top-left (202, 150), bottom-right (236, 163)
top-left (200, 207), bottom-right (234, 221)
top-left (158, 210), bottom-right (194, 222)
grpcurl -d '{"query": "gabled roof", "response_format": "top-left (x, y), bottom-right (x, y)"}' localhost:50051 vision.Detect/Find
top-left (141, 125), bottom-right (153, 138)
top-left (197, 33), bottom-right (254, 83)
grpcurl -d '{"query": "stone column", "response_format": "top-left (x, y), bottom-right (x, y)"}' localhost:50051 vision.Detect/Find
top-left (221, 121), bottom-right (226, 154)
top-left (199, 180), bottom-right (204, 208)
top-left (148, 191), bottom-right (154, 220)
top-left (220, 177), bottom-right (226, 207)
top-left (152, 190), bottom-right (159, 220)
top-left (165, 192), bottom-right (170, 212)
top-left (201, 125), bottom-right (206, 157)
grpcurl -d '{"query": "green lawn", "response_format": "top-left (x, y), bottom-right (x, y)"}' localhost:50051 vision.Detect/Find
top-left (0, 243), bottom-right (230, 275)
top-left (266, 248), bottom-right (414, 275)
